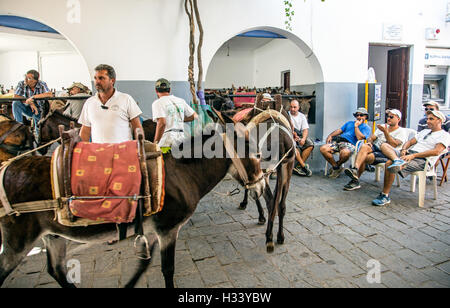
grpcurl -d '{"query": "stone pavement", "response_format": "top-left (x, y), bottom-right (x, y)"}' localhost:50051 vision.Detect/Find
top-left (2, 170), bottom-right (450, 288)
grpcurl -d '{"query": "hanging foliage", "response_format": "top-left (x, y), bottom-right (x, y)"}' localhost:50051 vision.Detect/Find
top-left (284, 0), bottom-right (325, 32)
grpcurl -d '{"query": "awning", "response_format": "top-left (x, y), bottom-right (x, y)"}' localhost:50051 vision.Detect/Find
top-left (237, 30), bottom-right (286, 39)
top-left (0, 15), bottom-right (58, 34)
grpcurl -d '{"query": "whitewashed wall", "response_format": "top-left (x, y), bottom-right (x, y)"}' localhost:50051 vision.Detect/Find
top-left (0, 51), bottom-right (38, 88)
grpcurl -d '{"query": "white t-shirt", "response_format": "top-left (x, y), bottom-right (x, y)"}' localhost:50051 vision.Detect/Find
top-left (152, 95), bottom-right (195, 147)
top-left (411, 129), bottom-right (450, 166)
top-left (78, 90), bottom-right (142, 143)
top-left (373, 126), bottom-right (409, 150)
top-left (289, 111), bottom-right (309, 132)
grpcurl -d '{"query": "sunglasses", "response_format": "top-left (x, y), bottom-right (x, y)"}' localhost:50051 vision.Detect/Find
top-left (386, 115), bottom-right (395, 119)
top-left (100, 105), bottom-right (109, 110)
top-left (425, 108), bottom-right (436, 112)
top-left (354, 114), bottom-right (365, 117)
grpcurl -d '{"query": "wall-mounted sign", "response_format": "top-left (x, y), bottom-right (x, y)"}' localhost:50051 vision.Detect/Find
top-left (425, 48), bottom-right (450, 66)
top-left (383, 23), bottom-right (403, 41)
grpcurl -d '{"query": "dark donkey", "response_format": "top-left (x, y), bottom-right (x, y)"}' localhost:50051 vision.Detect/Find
top-left (211, 94), bottom-right (296, 252)
top-left (0, 124), bottom-right (265, 288)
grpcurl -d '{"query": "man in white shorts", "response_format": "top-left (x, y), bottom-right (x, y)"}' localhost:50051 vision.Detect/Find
top-left (79, 64), bottom-right (143, 143)
top-left (152, 78), bottom-right (198, 153)
top-left (343, 109), bottom-right (408, 191)
top-left (372, 110), bottom-right (450, 206)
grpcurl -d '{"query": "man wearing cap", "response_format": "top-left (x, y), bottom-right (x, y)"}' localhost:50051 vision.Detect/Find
top-left (261, 93), bottom-right (272, 102)
top-left (79, 64), bottom-right (143, 143)
top-left (372, 110), bottom-right (450, 206)
top-left (62, 82), bottom-right (91, 119)
top-left (289, 99), bottom-right (313, 177)
top-left (13, 69), bottom-right (53, 129)
top-left (418, 101), bottom-right (450, 133)
top-left (152, 78), bottom-right (198, 152)
top-left (320, 108), bottom-right (372, 178)
top-left (343, 109), bottom-right (408, 191)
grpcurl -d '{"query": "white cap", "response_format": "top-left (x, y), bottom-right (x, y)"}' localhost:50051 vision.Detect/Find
top-left (423, 100), bottom-right (440, 110)
top-left (262, 93), bottom-right (272, 100)
top-left (386, 108), bottom-right (402, 120)
top-left (427, 110), bottom-right (446, 122)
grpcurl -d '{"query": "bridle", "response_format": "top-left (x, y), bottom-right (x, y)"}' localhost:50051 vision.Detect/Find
top-left (220, 133), bottom-right (265, 190)
top-left (0, 121), bottom-right (35, 156)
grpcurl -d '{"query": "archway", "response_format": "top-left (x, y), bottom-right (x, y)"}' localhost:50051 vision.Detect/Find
top-left (204, 26), bottom-right (324, 139)
top-left (0, 15), bottom-right (91, 95)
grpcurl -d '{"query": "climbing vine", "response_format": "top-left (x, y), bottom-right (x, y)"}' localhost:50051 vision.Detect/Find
top-left (284, 0), bottom-right (325, 32)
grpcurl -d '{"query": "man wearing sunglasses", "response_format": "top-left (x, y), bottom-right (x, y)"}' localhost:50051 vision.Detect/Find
top-left (343, 109), bottom-right (408, 191)
top-left (372, 110), bottom-right (450, 206)
top-left (13, 69), bottom-right (53, 130)
top-left (418, 101), bottom-right (450, 133)
top-left (79, 64), bottom-right (143, 143)
top-left (320, 108), bottom-right (372, 178)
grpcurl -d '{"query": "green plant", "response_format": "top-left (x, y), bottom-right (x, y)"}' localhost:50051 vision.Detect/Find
top-left (284, 0), bottom-right (325, 31)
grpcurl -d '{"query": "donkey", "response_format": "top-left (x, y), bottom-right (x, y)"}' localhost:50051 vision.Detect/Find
top-left (0, 124), bottom-right (265, 288)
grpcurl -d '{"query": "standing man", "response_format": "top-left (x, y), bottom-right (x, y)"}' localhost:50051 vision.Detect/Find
top-left (320, 108), bottom-right (372, 178)
top-left (418, 101), bottom-right (450, 132)
top-left (152, 78), bottom-right (198, 153)
top-left (13, 69), bottom-right (53, 129)
top-left (372, 110), bottom-right (450, 206)
top-left (343, 109), bottom-right (408, 191)
top-left (78, 64), bottom-right (143, 143)
top-left (289, 99), bottom-right (314, 176)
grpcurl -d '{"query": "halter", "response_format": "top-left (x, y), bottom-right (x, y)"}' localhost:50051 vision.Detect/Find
top-left (246, 108), bottom-right (296, 176)
top-left (220, 133), bottom-right (265, 190)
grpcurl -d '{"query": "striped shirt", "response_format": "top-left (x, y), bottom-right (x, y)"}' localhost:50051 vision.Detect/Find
top-left (14, 80), bottom-right (50, 107)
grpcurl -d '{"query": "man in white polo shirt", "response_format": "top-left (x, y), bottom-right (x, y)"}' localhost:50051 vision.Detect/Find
top-left (78, 64), bottom-right (143, 143)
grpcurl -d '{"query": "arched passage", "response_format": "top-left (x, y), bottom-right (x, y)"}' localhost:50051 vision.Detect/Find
top-left (204, 26), bottom-right (325, 138)
top-left (0, 15), bottom-right (91, 94)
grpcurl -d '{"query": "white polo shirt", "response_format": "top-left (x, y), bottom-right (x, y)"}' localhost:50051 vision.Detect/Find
top-left (78, 90), bottom-right (142, 143)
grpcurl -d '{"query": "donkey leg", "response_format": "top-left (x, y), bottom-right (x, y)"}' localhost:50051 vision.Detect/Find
top-left (158, 229), bottom-right (179, 288)
top-left (0, 224), bottom-right (39, 287)
top-left (277, 164), bottom-right (293, 245)
top-left (238, 189), bottom-right (249, 210)
top-left (42, 235), bottom-right (75, 288)
top-left (255, 199), bottom-right (266, 225)
top-left (124, 234), bottom-right (158, 288)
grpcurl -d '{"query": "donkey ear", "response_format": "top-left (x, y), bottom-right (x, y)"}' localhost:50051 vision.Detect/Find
top-left (221, 112), bottom-right (236, 124)
top-left (274, 94), bottom-right (282, 111)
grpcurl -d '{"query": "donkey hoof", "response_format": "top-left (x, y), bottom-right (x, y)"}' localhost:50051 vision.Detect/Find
top-left (277, 238), bottom-right (285, 245)
top-left (266, 242), bottom-right (275, 253)
top-left (238, 203), bottom-right (247, 210)
top-left (258, 217), bottom-right (266, 225)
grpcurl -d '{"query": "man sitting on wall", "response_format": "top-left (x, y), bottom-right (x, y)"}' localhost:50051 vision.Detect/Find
top-left (63, 82), bottom-right (92, 119)
top-left (372, 110), bottom-right (450, 206)
top-left (343, 109), bottom-right (408, 191)
top-left (320, 108), bottom-right (372, 178)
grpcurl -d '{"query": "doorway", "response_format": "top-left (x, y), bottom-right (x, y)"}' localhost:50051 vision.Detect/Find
top-left (369, 45), bottom-right (411, 127)
top-left (281, 70), bottom-right (291, 91)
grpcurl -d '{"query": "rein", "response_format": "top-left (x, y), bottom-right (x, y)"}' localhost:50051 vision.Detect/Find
top-left (0, 122), bottom-right (34, 156)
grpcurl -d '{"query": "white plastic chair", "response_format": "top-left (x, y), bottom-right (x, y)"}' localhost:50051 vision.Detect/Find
top-left (410, 157), bottom-right (438, 208)
top-left (324, 140), bottom-right (363, 176)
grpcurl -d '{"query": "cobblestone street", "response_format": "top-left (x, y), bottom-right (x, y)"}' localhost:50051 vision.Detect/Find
top-left (2, 170), bottom-right (450, 288)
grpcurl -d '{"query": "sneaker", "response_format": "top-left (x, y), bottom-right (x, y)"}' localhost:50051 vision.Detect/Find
top-left (372, 193), bottom-right (391, 206)
top-left (387, 159), bottom-right (406, 174)
top-left (344, 168), bottom-right (359, 182)
top-left (302, 164), bottom-right (313, 177)
top-left (328, 166), bottom-right (343, 179)
top-left (344, 179), bottom-right (361, 191)
top-left (294, 166), bottom-right (306, 176)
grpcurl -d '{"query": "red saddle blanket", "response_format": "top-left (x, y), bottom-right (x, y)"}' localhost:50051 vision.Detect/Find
top-left (232, 108), bottom-right (253, 123)
top-left (69, 141), bottom-right (142, 224)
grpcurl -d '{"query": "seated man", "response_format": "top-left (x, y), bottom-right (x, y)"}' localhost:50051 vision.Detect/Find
top-left (418, 101), bottom-right (450, 133)
top-left (343, 109), bottom-right (408, 190)
top-left (372, 110), bottom-right (450, 206)
top-left (320, 108), bottom-right (372, 178)
top-left (289, 99), bottom-right (313, 176)
top-left (63, 82), bottom-right (91, 119)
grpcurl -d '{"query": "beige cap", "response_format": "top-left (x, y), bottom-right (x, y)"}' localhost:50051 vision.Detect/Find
top-left (426, 110), bottom-right (446, 122)
top-left (262, 93), bottom-right (272, 100)
top-left (67, 82), bottom-right (89, 93)
top-left (423, 100), bottom-right (440, 110)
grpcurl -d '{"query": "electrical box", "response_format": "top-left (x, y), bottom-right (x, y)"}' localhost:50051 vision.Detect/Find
top-left (426, 28), bottom-right (440, 40)
top-left (357, 83), bottom-right (382, 122)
